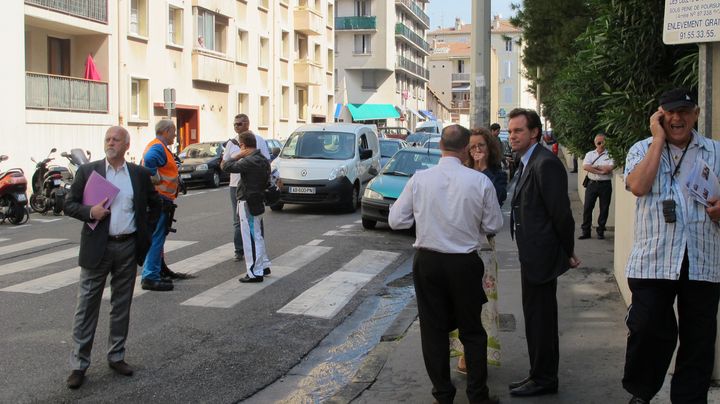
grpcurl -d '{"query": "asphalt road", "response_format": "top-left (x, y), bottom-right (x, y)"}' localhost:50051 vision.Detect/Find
top-left (0, 185), bottom-right (416, 403)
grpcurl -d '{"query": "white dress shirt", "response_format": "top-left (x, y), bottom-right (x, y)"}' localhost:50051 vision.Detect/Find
top-left (223, 139), bottom-right (241, 187)
top-left (105, 160), bottom-right (136, 236)
top-left (389, 156), bottom-right (504, 254)
top-left (583, 149), bottom-right (615, 181)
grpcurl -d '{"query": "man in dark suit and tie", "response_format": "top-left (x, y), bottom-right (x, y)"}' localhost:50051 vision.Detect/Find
top-left (64, 126), bottom-right (161, 389)
top-left (507, 108), bottom-right (580, 397)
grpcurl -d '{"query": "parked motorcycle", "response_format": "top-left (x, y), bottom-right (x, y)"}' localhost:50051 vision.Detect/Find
top-left (29, 148), bottom-right (68, 215)
top-left (0, 155), bottom-right (29, 225)
top-left (60, 148), bottom-right (91, 183)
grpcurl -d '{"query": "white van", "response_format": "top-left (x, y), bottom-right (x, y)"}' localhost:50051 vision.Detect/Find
top-left (270, 123), bottom-right (381, 212)
top-left (414, 120), bottom-right (444, 135)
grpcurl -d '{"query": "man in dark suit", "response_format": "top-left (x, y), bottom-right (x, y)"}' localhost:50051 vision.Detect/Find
top-left (64, 126), bottom-right (161, 389)
top-left (507, 108), bottom-right (580, 397)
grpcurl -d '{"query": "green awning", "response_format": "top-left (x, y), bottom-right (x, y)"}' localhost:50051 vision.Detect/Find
top-left (347, 103), bottom-right (401, 121)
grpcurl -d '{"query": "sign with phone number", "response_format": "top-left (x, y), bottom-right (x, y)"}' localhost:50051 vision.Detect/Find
top-left (663, 0), bottom-right (720, 44)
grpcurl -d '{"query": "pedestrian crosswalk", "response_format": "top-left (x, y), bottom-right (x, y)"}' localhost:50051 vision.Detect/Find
top-left (0, 227), bottom-right (405, 320)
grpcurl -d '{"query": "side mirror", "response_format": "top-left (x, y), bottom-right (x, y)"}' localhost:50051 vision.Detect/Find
top-left (50, 148), bottom-right (57, 153)
top-left (86, 150), bottom-right (92, 159)
top-left (360, 149), bottom-right (372, 160)
top-left (368, 167), bottom-right (378, 176)
top-left (31, 157), bottom-right (37, 163)
top-left (0, 155), bottom-right (8, 162)
top-left (271, 147), bottom-right (281, 158)
top-left (61, 152), bottom-right (69, 158)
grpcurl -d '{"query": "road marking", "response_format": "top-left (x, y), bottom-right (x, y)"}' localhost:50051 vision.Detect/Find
top-left (2, 241), bottom-right (196, 295)
top-left (0, 238), bottom-right (66, 257)
top-left (31, 218), bottom-right (62, 223)
top-left (181, 245), bottom-right (332, 308)
top-left (277, 250), bottom-right (400, 319)
top-left (340, 225), bottom-right (355, 229)
top-left (3, 224), bottom-right (31, 230)
top-left (354, 220), bottom-right (362, 223)
top-left (323, 230), bottom-right (340, 236)
top-left (0, 238), bottom-right (8, 243)
top-left (0, 247), bottom-right (79, 276)
top-left (306, 239), bottom-right (324, 246)
top-left (185, 191), bottom-right (208, 197)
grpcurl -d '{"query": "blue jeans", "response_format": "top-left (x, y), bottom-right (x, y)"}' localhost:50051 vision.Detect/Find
top-left (229, 186), bottom-right (243, 255)
top-left (141, 211), bottom-right (167, 281)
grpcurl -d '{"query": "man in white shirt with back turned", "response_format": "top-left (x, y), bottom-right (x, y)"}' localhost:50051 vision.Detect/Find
top-left (389, 124), bottom-right (503, 404)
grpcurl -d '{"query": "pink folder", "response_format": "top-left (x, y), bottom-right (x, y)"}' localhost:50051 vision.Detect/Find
top-left (83, 171), bottom-right (120, 230)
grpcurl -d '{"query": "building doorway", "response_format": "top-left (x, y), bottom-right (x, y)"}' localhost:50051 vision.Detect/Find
top-left (311, 115), bottom-right (326, 123)
top-left (176, 106), bottom-right (199, 151)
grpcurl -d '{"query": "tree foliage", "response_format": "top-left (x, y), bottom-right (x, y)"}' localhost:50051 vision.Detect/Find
top-left (513, 0), bottom-right (698, 164)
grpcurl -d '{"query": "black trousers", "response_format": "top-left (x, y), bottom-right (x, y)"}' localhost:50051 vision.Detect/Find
top-left (413, 249), bottom-right (489, 404)
top-left (521, 275), bottom-right (559, 387)
top-left (623, 253), bottom-right (720, 403)
top-left (581, 180), bottom-right (612, 235)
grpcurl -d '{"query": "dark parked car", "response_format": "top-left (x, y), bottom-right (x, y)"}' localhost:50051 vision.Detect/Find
top-left (177, 142), bottom-right (229, 188)
top-left (406, 132), bottom-right (434, 146)
top-left (379, 138), bottom-right (407, 167)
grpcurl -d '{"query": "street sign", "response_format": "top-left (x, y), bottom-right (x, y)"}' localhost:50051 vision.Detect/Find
top-left (663, 0), bottom-right (720, 45)
top-left (163, 88), bottom-right (176, 111)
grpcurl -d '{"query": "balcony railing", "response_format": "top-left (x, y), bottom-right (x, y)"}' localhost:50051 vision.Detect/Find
top-left (294, 60), bottom-right (323, 86)
top-left (25, 0), bottom-right (108, 24)
top-left (192, 50), bottom-right (233, 85)
top-left (26, 72), bottom-right (108, 113)
top-left (396, 56), bottom-right (429, 80)
top-left (395, 23), bottom-right (430, 54)
top-left (335, 16), bottom-right (376, 30)
top-left (451, 100), bottom-right (470, 109)
top-left (452, 73), bottom-right (470, 82)
top-left (294, 7), bottom-right (324, 36)
top-left (395, 0), bottom-right (430, 28)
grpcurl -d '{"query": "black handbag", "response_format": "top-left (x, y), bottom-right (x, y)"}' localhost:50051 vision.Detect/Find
top-left (582, 176), bottom-right (590, 188)
top-left (264, 184), bottom-right (280, 205)
top-left (246, 193), bottom-right (265, 216)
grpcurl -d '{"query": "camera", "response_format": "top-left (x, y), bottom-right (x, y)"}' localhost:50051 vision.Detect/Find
top-left (662, 199), bottom-right (677, 223)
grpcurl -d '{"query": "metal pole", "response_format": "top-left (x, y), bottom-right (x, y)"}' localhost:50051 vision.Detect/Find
top-left (470, 0), bottom-right (491, 128)
top-left (698, 44), bottom-right (713, 139)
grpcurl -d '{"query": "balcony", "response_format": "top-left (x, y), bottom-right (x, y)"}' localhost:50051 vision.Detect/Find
top-left (294, 60), bottom-right (323, 86)
top-left (25, 0), bottom-right (108, 24)
top-left (26, 72), bottom-right (108, 113)
top-left (451, 100), bottom-right (470, 111)
top-left (191, 50), bottom-right (233, 85)
top-left (335, 16), bottom-right (377, 31)
top-left (396, 55), bottom-right (429, 81)
top-left (452, 73), bottom-right (470, 82)
top-left (294, 7), bottom-right (324, 36)
top-left (192, 0), bottom-right (233, 18)
top-left (395, 0), bottom-right (430, 29)
top-left (395, 23), bottom-right (430, 55)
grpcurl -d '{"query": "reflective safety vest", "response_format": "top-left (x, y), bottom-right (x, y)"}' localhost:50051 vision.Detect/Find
top-left (142, 138), bottom-right (179, 200)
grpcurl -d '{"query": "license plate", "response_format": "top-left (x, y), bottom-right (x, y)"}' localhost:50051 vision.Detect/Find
top-left (289, 186), bottom-right (316, 194)
top-left (53, 179), bottom-right (61, 186)
top-left (180, 174), bottom-right (191, 180)
top-left (16, 194), bottom-right (26, 202)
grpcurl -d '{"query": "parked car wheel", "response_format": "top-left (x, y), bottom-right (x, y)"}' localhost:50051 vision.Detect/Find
top-left (342, 183), bottom-right (360, 213)
top-left (208, 170), bottom-right (221, 188)
top-left (269, 202), bottom-right (284, 211)
top-left (361, 217), bottom-right (376, 229)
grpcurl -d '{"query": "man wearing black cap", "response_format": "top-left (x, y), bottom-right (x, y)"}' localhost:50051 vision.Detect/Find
top-left (623, 88), bottom-right (720, 404)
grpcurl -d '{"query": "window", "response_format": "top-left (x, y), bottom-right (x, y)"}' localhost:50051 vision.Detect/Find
top-left (168, 6), bottom-right (183, 46)
top-left (296, 87), bottom-right (307, 121)
top-left (196, 9), bottom-right (227, 53)
top-left (505, 39), bottom-right (513, 52)
top-left (130, 0), bottom-right (148, 37)
top-left (130, 78), bottom-right (148, 121)
top-left (237, 92), bottom-right (249, 115)
top-left (259, 37), bottom-right (270, 68)
top-left (47, 37), bottom-right (70, 76)
top-left (260, 96), bottom-right (270, 126)
top-left (457, 60), bottom-right (465, 73)
top-left (295, 34), bottom-right (308, 60)
top-left (258, 0), bottom-right (269, 9)
top-left (354, 34), bottom-right (371, 54)
top-left (503, 61), bottom-right (512, 79)
top-left (502, 86), bottom-right (513, 103)
top-left (314, 43), bottom-right (321, 65)
top-left (328, 3), bottom-right (334, 26)
top-left (237, 30), bottom-right (248, 62)
top-left (327, 49), bottom-right (333, 71)
top-left (361, 71), bottom-right (376, 90)
top-left (355, 0), bottom-right (370, 16)
top-left (281, 31), bottom-right (290, 60)
top-left (334, 68), bottom-right (338, 88)
top-left (281, 86), bottom-right (289, 120)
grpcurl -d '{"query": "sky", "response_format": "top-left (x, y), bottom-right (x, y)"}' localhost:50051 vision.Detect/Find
top-left (427, 0), bottom-right (518, 30)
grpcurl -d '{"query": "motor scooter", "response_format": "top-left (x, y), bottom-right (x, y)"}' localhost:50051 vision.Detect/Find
top-left (60, 148), bottom-right (91, 184)
top-left (29, 148), bottom-right (68, 215)
top-left (0, 155), bottom-right (29, 225)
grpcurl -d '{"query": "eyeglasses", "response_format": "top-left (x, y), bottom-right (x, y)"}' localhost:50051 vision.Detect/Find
top-left (596, 141), bottom-right (604, 145)
top-left (233, 122), bottom-right (247, 127)
top-left (470, 143), bottom-right (487, 150)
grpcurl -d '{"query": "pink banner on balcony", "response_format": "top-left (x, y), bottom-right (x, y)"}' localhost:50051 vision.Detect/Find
top-left (84, 54), bottom-right (101, 81)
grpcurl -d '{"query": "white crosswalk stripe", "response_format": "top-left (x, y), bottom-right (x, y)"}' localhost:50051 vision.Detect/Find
top-left (104, 242), bottom-right (236, 300)
top-left (2, 240), bottom-right (196, 295)
top-left (0, 238), bottom-right (9, 243)
top-left (181, 244), bottom-right (333, 308)
top-left (277, 250), bottom-right (400, 319)
top-left (0, 238), bottom-right (65, 257)
top-left (0, 247), bottom-right (79, 277)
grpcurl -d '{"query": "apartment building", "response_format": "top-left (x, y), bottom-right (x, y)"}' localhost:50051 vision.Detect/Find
top-left (6, 0), bottom-right (335, 176)
top-left (427, 16), bottom-right (533, 128)
top-left (334, 0), bottom-right (430, 130)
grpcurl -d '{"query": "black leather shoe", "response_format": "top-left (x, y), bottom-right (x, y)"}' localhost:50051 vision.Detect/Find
top-left (141, 278), bottom-right (173, 291)
top-left (66, 369), bottom-right (85, 389)
top-left (108, 360), bottom-right (133, 376)
top-left (508, 376), bottom-right (531, 390)
top-left (597, 233), bottom-right (605, 239)
top-left (234, 254), bottom-right (244, 262)
top-left (470, 396), bottom-right (500, 404)
top-left (263, 268), bottom-right (271, 276)
top-left (509, 380), bottom-right (558, 397)
top-left (628, 397), bottom-right (649, 404)
top-left (161, 270), bottom-right (195, 280)
top-left (578, 234), bottom-right (591, 240)
top-left (239, 275), bottom-right (263, 283)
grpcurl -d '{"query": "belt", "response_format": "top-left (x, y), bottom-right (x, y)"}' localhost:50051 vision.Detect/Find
top-left (588, 179), bottom-right (611, 183)
top-left (108, 232), bottom-right (136, 242)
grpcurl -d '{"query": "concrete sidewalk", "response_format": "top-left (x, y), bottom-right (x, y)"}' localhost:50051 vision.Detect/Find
top-left (330, 173), bottom-right (720, 403)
